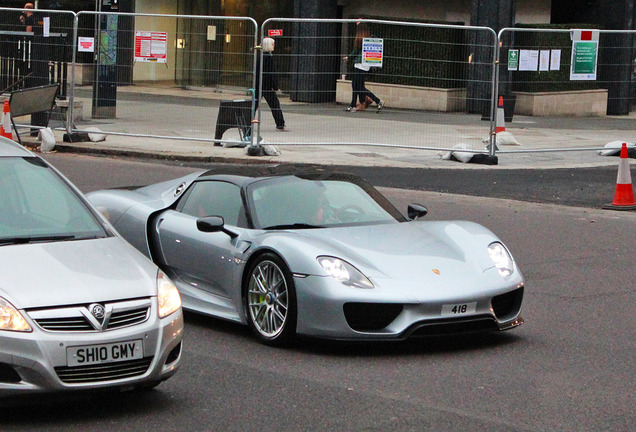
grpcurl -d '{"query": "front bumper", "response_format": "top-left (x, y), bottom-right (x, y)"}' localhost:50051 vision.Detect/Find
top-left (294, 275), bottom-right (524, 341)
top-left (0, 303), bottom-right (183, 397)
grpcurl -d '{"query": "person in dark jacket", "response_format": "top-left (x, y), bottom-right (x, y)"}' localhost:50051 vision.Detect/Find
top-left (19, 3), bottom-right (35, 32)
top-left (255, 37), bottom-right (287, 131)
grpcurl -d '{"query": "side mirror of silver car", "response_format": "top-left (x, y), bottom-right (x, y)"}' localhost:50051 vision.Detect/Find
top-left (197, 216), bottom-right (238, 238)
top-left (407, 204), bottom-right (428, 220)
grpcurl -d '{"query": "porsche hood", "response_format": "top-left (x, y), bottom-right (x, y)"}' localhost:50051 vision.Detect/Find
top-left (277, 220), bottom-right (518, 284)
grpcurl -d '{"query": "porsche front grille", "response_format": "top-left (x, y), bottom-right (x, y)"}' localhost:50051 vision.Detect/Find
top-left (405, 316), bottom-right (498, 338)
top-left (55, 357), bottom-right (153, 384)
top-left (343, 303), bottom-right (403, 331)
top-left (491, 287), bottom-right (524, 320)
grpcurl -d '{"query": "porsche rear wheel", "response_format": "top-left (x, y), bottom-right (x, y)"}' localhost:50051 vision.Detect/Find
top-left (245, 253), bottom-right (297, 346)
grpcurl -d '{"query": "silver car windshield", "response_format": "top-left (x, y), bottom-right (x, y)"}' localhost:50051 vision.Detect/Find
top-left (248, 176), bottom-right (400, 229)
top-left (0, 157), bottom-right (107, 244)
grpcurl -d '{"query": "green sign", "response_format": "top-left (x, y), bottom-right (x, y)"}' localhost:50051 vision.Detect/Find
top-left (508, 50), bottom-right (519, 71)
top-left (570, 41), bottom-right (597, 80)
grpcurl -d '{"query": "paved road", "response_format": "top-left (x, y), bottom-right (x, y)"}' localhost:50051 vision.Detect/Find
top-left (3, 153), bottom-right (633, 432)
top-left (42, 152), bottom-right (620, 209)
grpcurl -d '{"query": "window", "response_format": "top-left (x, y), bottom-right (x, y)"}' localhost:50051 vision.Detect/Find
top-left (0, 157), bottom-right (106, 239)
top-left (179, 181), bottom-right (244, 227)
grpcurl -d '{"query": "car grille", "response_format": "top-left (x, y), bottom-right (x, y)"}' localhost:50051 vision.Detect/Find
top-left (35, 316), bottom-right (95, 332)
top-left (105, 307), bottom-right (150, 329)
top-left (491, 287), bottom-right (524, 320)
top-left (55, 357), bottom-right (153, 384)
top-left (405, 316), bottom-right (498, 338)
top-left (29, 299), bottom-right (151, 332)
top-left (343, 303), bottom-right (404, 331)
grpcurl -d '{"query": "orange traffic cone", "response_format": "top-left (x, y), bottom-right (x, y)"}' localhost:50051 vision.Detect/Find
top-left (489, 96), bottom-right (520, 147)
top-left (496, 96), bottom-right (505, 133)
top-left (603, 143), bottom-right (636, 210)
top-left (0, 101), bottom-right (13, 140)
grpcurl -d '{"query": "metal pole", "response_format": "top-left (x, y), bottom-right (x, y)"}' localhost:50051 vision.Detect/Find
top-left (67, 12), bottom-right (78, 134)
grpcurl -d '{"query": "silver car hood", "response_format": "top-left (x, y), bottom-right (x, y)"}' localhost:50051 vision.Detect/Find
top-left (0, 237), bottom-right (158, 309)
top-left (285, 221), bottom-right (509, 281)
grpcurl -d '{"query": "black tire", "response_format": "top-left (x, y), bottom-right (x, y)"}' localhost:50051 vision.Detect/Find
top-left (244, 252), bottom-right (297, 346)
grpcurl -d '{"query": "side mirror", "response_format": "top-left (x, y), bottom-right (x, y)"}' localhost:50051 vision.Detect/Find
top-left (196, 216), bottom-right (238, 238)
top-left (407, 204), bottom-right (428, 220)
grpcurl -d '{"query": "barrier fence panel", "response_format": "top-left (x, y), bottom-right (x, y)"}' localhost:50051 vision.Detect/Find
top-left (255, 18), bottom-right (498, 160)
top-left (71, 12), bottom-right (257, 146)
top-left (497, 28), bottom-right (636, 154)
top-left (0, 7), bottom-right (76, 134)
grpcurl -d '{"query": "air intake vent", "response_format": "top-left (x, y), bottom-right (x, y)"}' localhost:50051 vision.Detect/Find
top-left (492, 287), bottom-right (524, 320)
top-left (343, 303), bottom-right (403, 331)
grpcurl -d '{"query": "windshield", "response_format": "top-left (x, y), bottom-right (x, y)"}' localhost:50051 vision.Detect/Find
top-left (0, 157), bottom-right (108, 243)
top-left (247, 175), bottom-right (404, 229)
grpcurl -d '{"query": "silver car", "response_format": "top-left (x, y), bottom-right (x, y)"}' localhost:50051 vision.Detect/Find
top-left (0, 137), bottom-right (183, 396)
top-left (88, 165), bottom-right (524, 346)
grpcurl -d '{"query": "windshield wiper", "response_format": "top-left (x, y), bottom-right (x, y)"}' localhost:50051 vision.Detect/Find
top-left (263, 223), bottom-right (324, 230)
top-left (0, 235), bottom-right (77, 246)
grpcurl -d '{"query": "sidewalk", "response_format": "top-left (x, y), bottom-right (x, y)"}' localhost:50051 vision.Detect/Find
top-left (23, 84), bottom-right (636, 170)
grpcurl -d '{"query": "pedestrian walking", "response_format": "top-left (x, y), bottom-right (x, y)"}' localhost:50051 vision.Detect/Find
top-left (344, 22), bottom-right (384, 112)
top-left (255, 37), bottom-right (287, 131)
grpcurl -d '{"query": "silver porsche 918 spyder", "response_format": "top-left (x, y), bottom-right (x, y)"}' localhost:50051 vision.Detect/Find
top-left (87, 166), bottom-right (524, 346)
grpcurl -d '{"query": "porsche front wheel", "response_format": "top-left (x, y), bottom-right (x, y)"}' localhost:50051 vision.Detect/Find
top-left (245, 253), bottom-right (297, 346)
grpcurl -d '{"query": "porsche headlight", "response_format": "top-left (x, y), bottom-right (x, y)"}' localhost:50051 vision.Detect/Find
top-left (0, 297), bottom-right (32, 332)
top-left (317, 256), bottom-right (374, 289)
top-left (488, 242), bottom-right (514, 278)
top-left (157, 271), bottom-right (181, 318)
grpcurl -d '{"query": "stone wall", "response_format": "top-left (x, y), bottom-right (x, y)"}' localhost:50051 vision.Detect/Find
top-left (513, 89), bottom-right (608, 117)
top-left (336, 79), bottom-right (467, 112)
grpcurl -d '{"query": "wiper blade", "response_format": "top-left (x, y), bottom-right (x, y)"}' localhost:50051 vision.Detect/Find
top-left (263, 223), bottom-right (324, 230)
top-left (0, 235), bottom-right (77, 246)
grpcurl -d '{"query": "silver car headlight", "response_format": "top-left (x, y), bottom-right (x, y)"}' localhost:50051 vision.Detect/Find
top-left (488, 242), bottom-right (514, 278)
top-left (157, 270), bottom-right (182, 318)
top-left (317, 256), bottom-right (374, 289)
top-left (0, 297), bottom-right (32, 332)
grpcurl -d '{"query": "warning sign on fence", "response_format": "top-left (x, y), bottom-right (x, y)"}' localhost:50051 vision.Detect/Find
top-left (135, 31), bottom-right (167, 63)
top-left (570, 29), bottom-right (599, 81)
top-left (362, 38), bottom-right (383, 68)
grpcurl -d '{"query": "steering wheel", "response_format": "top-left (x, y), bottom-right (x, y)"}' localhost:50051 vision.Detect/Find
top-left (335, 204), bottom-right (365, 223)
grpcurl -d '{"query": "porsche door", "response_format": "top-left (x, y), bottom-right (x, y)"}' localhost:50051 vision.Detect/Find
top-left (154, 181), bottom-right (245, 300)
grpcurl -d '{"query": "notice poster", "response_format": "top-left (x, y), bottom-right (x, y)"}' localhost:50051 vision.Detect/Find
top-left (519, 50), bottom-right (539, 71)
top-left (135, 31), bottom-right (168, 63)
top-left (78, 36), bottom-right (95, 52)
top-left (362, 38), bottom-right (383, 68)
top-left (539, 50), bottom-right (550, 71)
top-left (550, 49), bottom-right (561, 71)
top-left (508, 50), bottom-right (519, 71)
top-left (570, 41), bottom-right (598, 80)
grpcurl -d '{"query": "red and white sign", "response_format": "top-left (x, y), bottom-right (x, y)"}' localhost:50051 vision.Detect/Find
top-left (135, 31), bottom-right (167, 63)
top-left (572, 29), bottom-right (599, 41)
top-left (268, 29), bottom-right (283, 37)
top-left (77, 36), bottom-right (94, 53)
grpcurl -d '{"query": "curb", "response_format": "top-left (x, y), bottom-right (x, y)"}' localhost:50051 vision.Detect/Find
top-left (54, 143), bottom-right (279, 166)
